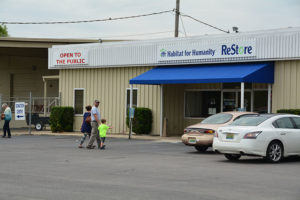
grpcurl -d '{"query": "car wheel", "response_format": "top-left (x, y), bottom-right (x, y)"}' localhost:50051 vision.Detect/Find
top-left (224, 154), bottom-right (241, 161)
top-left (265, 141), bottom-right (283, 163)
top-left (35, 122), bottom-right (43, 131)
top-left (195, 146), bottom-right (208, 152)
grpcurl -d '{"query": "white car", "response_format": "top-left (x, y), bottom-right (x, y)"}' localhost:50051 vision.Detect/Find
top-left (213, 114), bottom-right (300, 163)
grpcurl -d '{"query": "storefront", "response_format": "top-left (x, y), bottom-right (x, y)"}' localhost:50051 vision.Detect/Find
top-left (48, 27), bottom-right (300, 136)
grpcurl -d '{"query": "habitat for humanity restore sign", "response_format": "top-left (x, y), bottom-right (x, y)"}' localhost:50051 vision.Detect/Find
top-left (157, 40), bottom-right (256, 62)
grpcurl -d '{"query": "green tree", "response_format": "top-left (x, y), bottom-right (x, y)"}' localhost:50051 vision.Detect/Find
top-left (0, 24), bottom-right (9, 37)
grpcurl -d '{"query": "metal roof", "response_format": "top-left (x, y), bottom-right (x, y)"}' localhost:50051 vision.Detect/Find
top-left (0, 37), bottom-right (120, 48)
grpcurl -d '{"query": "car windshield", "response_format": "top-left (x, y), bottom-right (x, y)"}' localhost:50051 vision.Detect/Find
top-left (230, 115), bottom-right (270, 126)
top-left (201, 113), bottom-right (233, 124)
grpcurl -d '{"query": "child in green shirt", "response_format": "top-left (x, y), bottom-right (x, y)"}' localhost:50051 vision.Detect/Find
top-left (98, 119), bottom-right (112, 149)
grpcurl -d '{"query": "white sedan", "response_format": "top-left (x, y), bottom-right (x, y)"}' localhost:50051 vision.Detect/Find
top-left (213, 114), bottom-right (300, 163)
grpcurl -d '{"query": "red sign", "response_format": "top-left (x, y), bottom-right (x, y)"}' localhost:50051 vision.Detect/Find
top-left (54, 49), bottom-right (88, 66)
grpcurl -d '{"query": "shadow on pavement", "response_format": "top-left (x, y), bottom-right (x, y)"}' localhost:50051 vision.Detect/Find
top-left (216, 156), bottom-right (300, 164)
top-left (186, 149), bottom-right (216, 155)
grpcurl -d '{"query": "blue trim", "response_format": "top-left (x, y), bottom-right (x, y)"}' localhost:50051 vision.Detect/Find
top-left (129, 62), bottom-right (274, 85)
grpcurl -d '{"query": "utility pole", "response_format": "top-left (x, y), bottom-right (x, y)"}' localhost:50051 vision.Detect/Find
top-left (174, 0), bottom-right (180, 37)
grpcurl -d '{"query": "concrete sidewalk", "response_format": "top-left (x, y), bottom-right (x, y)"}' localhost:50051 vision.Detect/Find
top-left (9, 129), bottom-right (181, 143)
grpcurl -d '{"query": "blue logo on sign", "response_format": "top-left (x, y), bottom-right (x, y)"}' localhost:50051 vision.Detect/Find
top-left (160, 49), bottom-right (167, 57)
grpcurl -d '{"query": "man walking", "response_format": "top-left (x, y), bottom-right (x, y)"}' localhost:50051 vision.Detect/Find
top-left (86, 100), bottom-right (101, 149)
top-left (2, 103), bottom-right (12, 138)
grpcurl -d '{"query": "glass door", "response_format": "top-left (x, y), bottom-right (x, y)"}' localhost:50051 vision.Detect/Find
top-left (222, 91), bottom-right (252, 112)
top-left (223, 92), bottom-right (237, 112)
top-left (238, 91), bottom-right (251, 112)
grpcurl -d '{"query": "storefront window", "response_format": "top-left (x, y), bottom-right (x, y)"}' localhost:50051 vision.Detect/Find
top-left (185, 91), bottom-right (221, 118)
top-left (126, 89), bottom-right (138, 115)
top-left (74, 89), bottom-right (84, 115)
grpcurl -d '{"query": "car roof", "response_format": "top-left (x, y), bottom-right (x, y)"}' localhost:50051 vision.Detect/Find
top-left (222, 111), bottom-right (255, 114)
top-left (236, 113), bottom-right (300, 118)
top-left (220, 111), bottom-right (257, 117)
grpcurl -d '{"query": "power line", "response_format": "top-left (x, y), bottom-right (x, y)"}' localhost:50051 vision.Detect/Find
top-left (0, 10), bottom-right (174, 25)
top-left (99, 30), bottom-right (174, 39)
top-left (1, 8), bottom-right (230, 35)
top-left (180, 12), bottom-right (229, 34)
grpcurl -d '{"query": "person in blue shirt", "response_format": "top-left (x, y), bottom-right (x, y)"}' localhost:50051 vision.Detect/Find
top-left (78, 105), bottom-right (92, 148)
top-left (2, 103), bottom-right (12, 138)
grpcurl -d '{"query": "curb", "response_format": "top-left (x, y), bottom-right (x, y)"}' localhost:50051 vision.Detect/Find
top-left (11, 131), bottom-right (182, 143)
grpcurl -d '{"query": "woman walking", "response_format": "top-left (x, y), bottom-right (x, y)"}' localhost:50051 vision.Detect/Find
top-left (78, 105), bottom-right (92, 148)
top-left (2, 103), bottom-right (12, 138)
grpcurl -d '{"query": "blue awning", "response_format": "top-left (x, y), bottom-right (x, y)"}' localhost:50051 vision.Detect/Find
top-left (129, 62), bottom-right (274, 85)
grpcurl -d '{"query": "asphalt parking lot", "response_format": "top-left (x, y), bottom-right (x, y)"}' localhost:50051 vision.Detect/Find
top-left (0, 135), bottom-right (299, 200)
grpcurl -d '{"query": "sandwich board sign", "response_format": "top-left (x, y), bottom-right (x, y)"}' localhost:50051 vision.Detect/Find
top-left (15, 102), bottom-right (25, 120)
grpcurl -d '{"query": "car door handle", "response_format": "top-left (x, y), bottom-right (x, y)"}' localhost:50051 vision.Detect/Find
top-left (280, 133), bottom-right (286, 136)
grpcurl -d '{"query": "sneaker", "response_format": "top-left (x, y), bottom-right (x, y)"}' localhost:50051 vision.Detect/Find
top-left (86, 146), bottom-right (95, 149)
top-left (2, 136), bottom-right (5, 138)
top-left (78, 145), bottom-right (83, 148)
top-left (100, 145), bottom-right (106, 150)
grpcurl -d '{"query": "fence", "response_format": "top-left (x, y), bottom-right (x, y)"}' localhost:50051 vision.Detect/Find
top-left (0, 93), bottom-right (61, 131)
top-left (0, 96), bottom-right (60, 114)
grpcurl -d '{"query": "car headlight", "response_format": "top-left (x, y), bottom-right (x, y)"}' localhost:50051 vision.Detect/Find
top-left (243, 131), bottom-right (262, 139)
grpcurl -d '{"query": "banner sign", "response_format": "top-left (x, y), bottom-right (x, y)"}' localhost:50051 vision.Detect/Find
top-left (15, 102), bottom-right (25, 120)
top-left (53, 48), bottom-right (89, 66)
top-left (157, 39), bottom-right (256, 62)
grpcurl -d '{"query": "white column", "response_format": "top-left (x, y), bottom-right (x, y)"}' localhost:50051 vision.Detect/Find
top-left (268, 84), bottom-right (272, 113)
top-left (160, 85), bottom-right (164, 137)
top-left (43, 79), bottom-right (47, 117)
top-left (129, 84), bottom-right (133, 139)
top-left (241, 82), bottom-right (245, 110)
top-left (130, 84), bottom-right (133, 109)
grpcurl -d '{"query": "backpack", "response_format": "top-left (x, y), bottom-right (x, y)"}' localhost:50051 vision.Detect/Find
top-left (85, 113), bottom-right (91, 124)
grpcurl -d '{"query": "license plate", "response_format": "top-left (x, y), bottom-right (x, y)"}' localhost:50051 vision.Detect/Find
top-left (226, 133), bottom-right (234, 139)
top-left (188, 138), bottom-right (197, 144)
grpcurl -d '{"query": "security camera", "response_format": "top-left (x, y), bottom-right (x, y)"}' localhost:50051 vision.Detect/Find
top-left (232, 27), bottom-right (239, 33)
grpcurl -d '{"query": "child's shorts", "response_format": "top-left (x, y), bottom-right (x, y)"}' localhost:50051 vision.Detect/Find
top-left (100, 137), bottom-right (106, 143)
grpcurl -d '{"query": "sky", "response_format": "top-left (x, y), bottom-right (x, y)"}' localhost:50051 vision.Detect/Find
top-left (0, 0), bottom-right (300, 40)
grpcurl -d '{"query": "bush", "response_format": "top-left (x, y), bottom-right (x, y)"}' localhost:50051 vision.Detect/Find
top-left (126, 107), bottom-right (153, 135)
top-left (50, 107), bottom-right (74, 132)
top-left (277, 109), bottom-right (300, 115)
